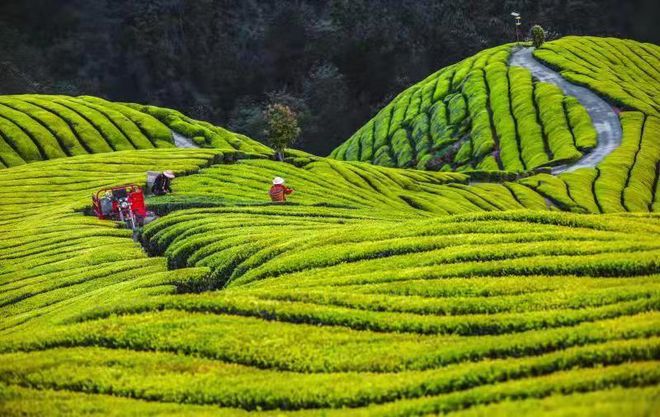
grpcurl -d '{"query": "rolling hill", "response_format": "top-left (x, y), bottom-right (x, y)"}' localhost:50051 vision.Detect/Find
top-left (0, 94), bottom-right (270, 167)
top-left (0, 36), bottom-right (659, 416)
top-left (331, 37), bottom-right (658, 172)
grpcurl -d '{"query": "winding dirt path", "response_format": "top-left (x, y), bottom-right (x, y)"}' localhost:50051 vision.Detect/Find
top-left (509, 47), bottom-right (622, 174)
top-left (172, 130), bottom-right (198, 148)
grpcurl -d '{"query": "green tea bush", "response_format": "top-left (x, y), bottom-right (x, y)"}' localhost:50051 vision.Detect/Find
top-left (560, 168), bottom-right (601, 213)
top-left (69, 98), bottom-right (155, 149)
top-left (21, 96), bottom-right (132, 152)
top-left (0, 102), bottom-right (66, 160)
top-left (447, 93), bottom-right (468, 125)
top-left (0, 97), bottom-right (89, 156)
top-left (0, 115), bottom-right (42, 163)
top-left (534, 83), bottom-right (583, 163)
top-left (622, 115), bottom-right (659, 211)
top-left (0, 95), bottom-right (274, 167)
top-left (463, 72), bottom-right (495, 160)
top-left (564, 96), bottom-right (597, 150)
top-left (509, 67), bottom-right (550, 168)
top-left (595, 112), bottom-right (644, 212)
top-left (331, 42), bottom-right (605, 175)
top-left (535, 36), bottom-right (660, 114)
top-left (81, 96), bottom-right (174, 147)
top-left (1, 38), bottom-right (658, 416)
top-left (486, 62), bottom-right (524, 171)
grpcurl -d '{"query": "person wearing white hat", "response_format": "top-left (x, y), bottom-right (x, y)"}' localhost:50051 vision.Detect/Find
top-left (269, 177), bottom-right (294, 202)
top-left (152, 170), bottom-right (175, 196)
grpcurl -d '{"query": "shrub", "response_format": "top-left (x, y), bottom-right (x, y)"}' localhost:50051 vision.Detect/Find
top-left (509, 67), bottom-right (549, 169)
top-left (534, 82), bottom-right (582, 163)
top-left (0, 114), bottom-right (42, 162)
top-left (390, 128), bottom-right (414, 167)
top-left (0, 97), bottom-right (91, 157)
top-left (1, 141), bottom-right (659, 417)
top-left (0, 102), bottom-right (66, 160)
top-left (594, 112), bottom-right (644, 213)
top-left (534, 36), bottom-right (660, 114)
top-left (69, 98), bottom-right (155, 149)
top-left (447, 94), bottom-right (468, 125)
top-left (26, 96), bottom-right (127, 152)
top-left (564, 96), bottom-right (597, 151)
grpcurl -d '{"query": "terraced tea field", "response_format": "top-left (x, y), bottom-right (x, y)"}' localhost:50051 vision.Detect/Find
top-left (0, 94), bottom-right (270, 167)
top-left (330, 44), bottom-right (599, 172)
top-left (1, 36), bottom-right (659, 416)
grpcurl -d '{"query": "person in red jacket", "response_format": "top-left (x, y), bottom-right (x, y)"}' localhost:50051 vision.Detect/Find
top-left (269, 177), bottom-right (293, 202)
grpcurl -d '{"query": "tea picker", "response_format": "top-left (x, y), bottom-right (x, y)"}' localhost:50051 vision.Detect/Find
top-left (269, 177), bottom-right (294, 202)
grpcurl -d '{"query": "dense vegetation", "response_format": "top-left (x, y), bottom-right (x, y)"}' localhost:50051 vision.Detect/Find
top-left (528, 37), bottom-right (660, 213)
top-left (0, 95), bottom-right (270, 167)
top-left (1, 147), bottom-right (659, 416)
top-left (332, 37), bottom-right (660, 214)
top-left (330, 44), bottom-right (597, 171)
top-left (0, 0), bottom-right (653, 155)
top-left (534, 36), bottom-right (660, 114)
top-left (1, 35), bottom-right (659, 416)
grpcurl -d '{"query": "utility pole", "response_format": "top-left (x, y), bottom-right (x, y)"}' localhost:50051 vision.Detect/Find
top-left (511, 12), bottom-right (522, 44)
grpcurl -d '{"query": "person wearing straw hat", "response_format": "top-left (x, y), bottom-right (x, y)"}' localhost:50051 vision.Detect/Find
top-left (152, 170), bottom-right (175, 196)
top-left (269, 177), bottom-right (293, 202)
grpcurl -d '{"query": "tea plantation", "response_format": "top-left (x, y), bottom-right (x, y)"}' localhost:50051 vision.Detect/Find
top-left (0, 36), bottom-right (659, 416)
top-left (0, 94), bottom-right (270, 167)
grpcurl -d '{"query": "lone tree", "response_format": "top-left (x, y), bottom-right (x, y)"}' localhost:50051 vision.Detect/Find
top-left (531, 25), bottom-right (545, 48)
top-left (264, 103), bottom-right (301, 161)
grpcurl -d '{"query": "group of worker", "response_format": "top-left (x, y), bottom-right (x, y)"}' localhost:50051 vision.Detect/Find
top-left (152, 171), bottom-right (294, 202)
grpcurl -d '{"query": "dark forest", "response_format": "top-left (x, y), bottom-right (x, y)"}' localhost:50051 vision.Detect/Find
top-left (1, 0), bottom-right (656, 155)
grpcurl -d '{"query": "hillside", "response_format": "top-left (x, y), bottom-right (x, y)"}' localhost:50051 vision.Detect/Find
top-left (0, 95), bottom-right (270, 167)
top-left (331, 37), bottom-right (660, 214)
top-left (1, 148), bottom-right (659, 416)
top-left (331, 37), bottom-right (658, 173)
top-left (1, 36), bottom-right (659, 416)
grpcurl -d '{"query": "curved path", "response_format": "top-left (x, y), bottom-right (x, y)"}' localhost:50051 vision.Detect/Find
top-left (172, 130), bottom-right (199, 148)
top-left (509, 47), bottom-right (622, 174)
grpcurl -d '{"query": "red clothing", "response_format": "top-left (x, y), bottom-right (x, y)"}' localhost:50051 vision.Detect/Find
top-left (269, 184), bottom-right (293, 202)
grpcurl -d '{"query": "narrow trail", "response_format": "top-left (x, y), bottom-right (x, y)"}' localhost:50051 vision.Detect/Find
top-left (509, 47), bottom-right (622, 174)
top-left (172, 130), bottom-right (198, 148)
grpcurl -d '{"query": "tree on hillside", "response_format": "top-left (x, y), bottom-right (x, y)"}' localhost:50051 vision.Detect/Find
top-left (531, 25), bottom-right (546, 48)
top-left (265, 103), bottom-right (301, 161)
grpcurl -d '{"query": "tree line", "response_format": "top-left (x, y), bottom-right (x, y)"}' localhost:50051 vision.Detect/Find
top-left (0, 0), bottom-right (653, 155)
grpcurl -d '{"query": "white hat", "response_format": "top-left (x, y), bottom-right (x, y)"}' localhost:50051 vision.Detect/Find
top-left (164, 170), bottom-right (175, 179)
top-left (272, 177), bottom-right (285, 185)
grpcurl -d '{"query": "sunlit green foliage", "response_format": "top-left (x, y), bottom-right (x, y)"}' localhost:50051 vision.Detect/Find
top-left (1, 37), bottom-right (659, 416)
top-left (534, 82), bottom-right (583, 164)
top-left (1, 140), bottom-right (659, 416)
top-left (331, 44), bottom-right (596, 173)
top-left (535, 37), bottom-right (660, 114)
top-left (0, 95), bottom-right (272, 168)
